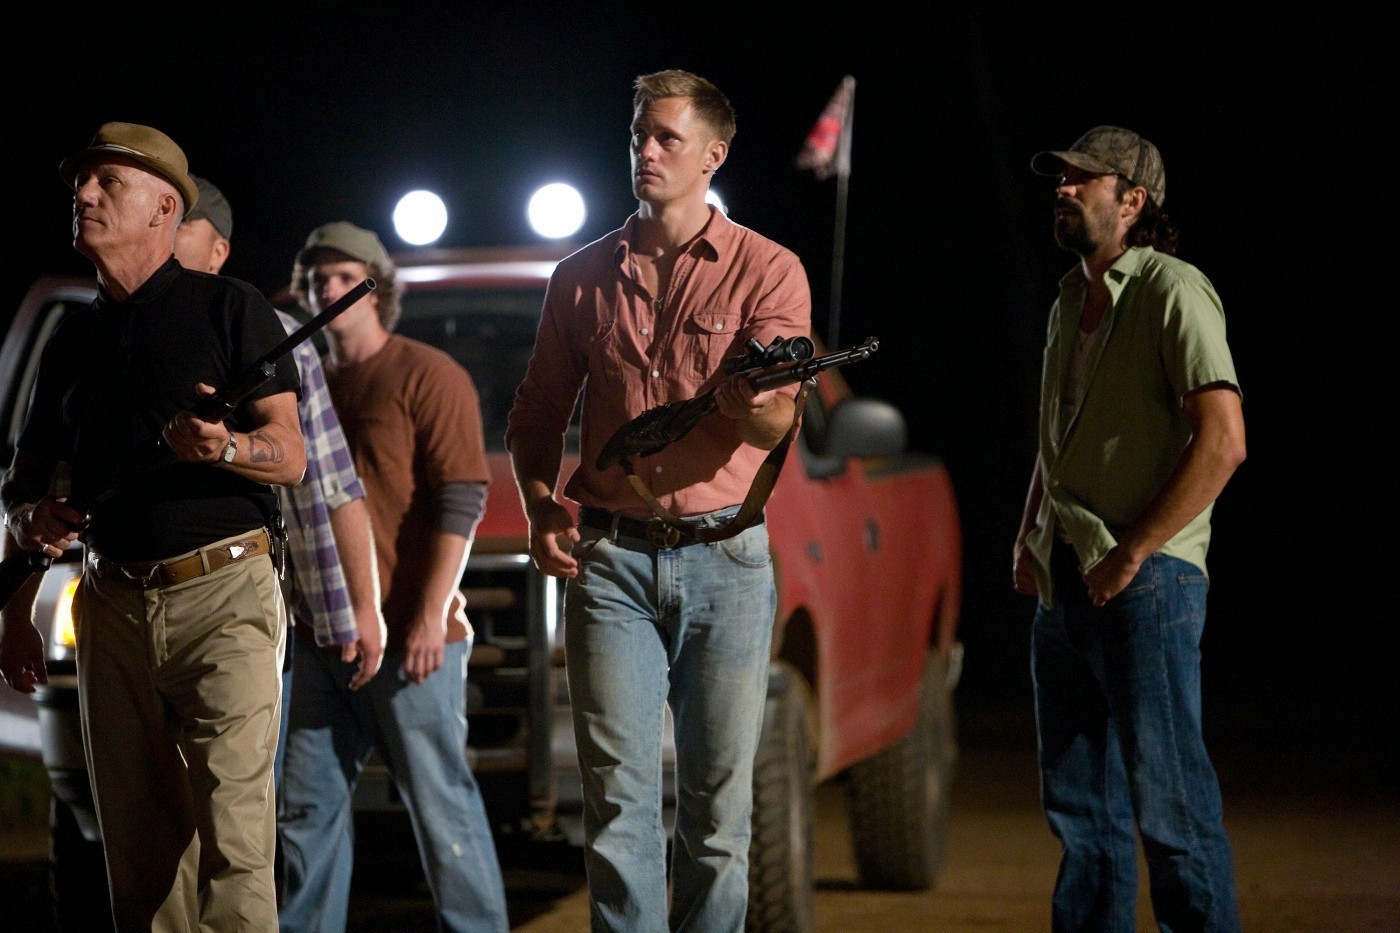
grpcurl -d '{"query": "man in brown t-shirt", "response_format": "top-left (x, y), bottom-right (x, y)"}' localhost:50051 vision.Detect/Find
top-left (276, 222), bottom-right (508, 932)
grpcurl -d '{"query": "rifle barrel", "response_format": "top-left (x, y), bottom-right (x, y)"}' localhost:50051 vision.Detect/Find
top-left (748, 337), bottom-right (878, 391)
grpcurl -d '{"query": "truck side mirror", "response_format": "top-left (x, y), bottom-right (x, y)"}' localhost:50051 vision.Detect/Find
top-left (800, 396), bottom-right (908, 479)
top-left (823, 398), bottom-right (907, 460)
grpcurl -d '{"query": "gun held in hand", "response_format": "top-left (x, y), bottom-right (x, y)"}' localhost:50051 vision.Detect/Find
top-left (595, 335), bottom-right (879, 471)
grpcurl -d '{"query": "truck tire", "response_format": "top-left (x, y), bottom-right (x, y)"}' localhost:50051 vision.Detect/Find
top-left (845, 649), bottom-right (956, 891)
top-left (746, 661), bottom-right (814, 933)
top-left (50, 796), bottom-right (114, 932)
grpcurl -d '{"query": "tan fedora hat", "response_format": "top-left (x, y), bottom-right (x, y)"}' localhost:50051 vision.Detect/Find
top-left (59, 122), bottom-right (200, 214)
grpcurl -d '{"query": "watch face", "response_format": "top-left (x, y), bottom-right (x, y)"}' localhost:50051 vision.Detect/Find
top-left (222, 438), bottom-right (237, 462)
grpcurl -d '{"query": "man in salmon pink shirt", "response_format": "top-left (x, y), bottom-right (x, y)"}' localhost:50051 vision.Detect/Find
top-left (508, 69), bottom-right (812, 931)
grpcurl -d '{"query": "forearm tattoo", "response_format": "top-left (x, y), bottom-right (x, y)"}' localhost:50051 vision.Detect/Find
top-left (247, 431), bottom-right (285, 464)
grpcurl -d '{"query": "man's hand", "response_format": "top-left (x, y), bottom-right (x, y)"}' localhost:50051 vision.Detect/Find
top-left (344, 605), bottom-right (387, 690)
top-left (713, 374), bottom-right (796, 450)
top-left (527, 497), bottom-right (580, 579)
top-left (163, 383), bottom-right (231, 463)
top-left (713, 375), bottom-right (777, 421)
top-left (1081, 545), bottom-right (1142, 608)
top-left (0, 618), bottom-right (48, 693)
top-left (402, 609), bottom-right (447, 685)
top-left (9, 498), bottom-right (84, 558)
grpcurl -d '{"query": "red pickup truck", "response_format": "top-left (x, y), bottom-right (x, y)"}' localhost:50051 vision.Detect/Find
top-left (0, 246), bottom-right (963, 929)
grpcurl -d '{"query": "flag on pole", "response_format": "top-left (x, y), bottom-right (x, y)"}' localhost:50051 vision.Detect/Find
top-left (795, 75), bottom-right (855, 180)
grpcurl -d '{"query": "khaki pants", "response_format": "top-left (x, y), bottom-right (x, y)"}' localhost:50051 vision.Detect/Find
top-left (76, 531), bottom-right (286, 932)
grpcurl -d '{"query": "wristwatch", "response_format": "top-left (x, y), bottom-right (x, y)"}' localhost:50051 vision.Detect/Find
top-left (220, 432), bottom-right (238, 464)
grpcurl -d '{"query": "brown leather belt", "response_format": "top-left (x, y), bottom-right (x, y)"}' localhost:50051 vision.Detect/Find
top-left (92, 528), bottom-right (271, 589)
top-left (579, 506), bottom-right (760, 550)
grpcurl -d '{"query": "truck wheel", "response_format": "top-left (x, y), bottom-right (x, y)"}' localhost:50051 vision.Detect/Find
top-left (845, 648), bottom-right (957, 890)
top-left (50, 796), bottom-right (114, 931)
top-left (746, 661), bottom-right (814, 933)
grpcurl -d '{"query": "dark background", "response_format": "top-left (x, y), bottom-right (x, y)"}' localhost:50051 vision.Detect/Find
top-left (6, 3), bottom-right (1392, 781)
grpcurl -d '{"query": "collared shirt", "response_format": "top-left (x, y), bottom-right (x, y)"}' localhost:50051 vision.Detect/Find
top-left (276, 311), bottom-right (366, 646)
top-left (506, 207), bottom-right (812, 516)
top-left (1026, 246), bottom-right (1240, 605)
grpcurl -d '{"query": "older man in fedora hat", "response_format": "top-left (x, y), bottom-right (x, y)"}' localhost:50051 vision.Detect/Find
top-left (1012, 125), bottom-right (1246, 930)
top-left (0, 121), bottom-right (305, 931)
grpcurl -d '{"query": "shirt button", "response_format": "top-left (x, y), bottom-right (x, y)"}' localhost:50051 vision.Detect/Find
top-left (654, 466), bottom-right (663, 474)
top-left (651, 370), bottom-right (660, 378)
top-left (640, 327), bottom-right (649, 336)
top-left (715, 321), bottom-right (724, 330)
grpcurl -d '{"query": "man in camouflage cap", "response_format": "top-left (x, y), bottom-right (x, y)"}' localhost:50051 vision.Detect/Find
top-left (1031, 125), bottom-right (1166, 207)
top-left (1013, 127), bottom-right (1246, 930)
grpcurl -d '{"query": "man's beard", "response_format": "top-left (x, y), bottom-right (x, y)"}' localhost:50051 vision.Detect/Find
top-left (1053, 207), bottom-right (1095, 255)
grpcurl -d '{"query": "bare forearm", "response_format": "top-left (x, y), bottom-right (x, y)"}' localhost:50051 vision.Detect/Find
top-left (0, 533), bottom-right (47, 693)
top-left (1, 532), bottom-right (42, 613)
top-left (1118, 440), bottom-right (1244, 563)
top-left (1016, 461), bottom-right (1045, 546)
top-left (734, 392), bottom-right (796, 450)
top-left (220, 424), bottom-right (307, 485)
top-left (1117, 389), bottom-right (1246, 564)
top-left (327, 497), bottom-right (381, 616)
top-left (420, 531), bottom-right (470, 626)
top-left (510, 429), bottom-right (565, 517)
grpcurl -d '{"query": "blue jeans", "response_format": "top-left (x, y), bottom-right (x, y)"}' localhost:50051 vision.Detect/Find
top-left (566, 516), bottom-right (776, 932)
top-left (277, 637), bottom-right (508, 933)
top-left (1032, 545), bottom-right (1241, 932)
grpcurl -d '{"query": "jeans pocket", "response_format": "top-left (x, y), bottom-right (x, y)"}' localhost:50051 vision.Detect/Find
top-left (717, 527), bottom-right (771, 569)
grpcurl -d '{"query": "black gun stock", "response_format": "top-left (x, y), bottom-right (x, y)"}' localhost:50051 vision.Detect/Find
top-left (595, 336), bottom-right (879, 471)
top-left (0, 278), bottom-right (376, 607)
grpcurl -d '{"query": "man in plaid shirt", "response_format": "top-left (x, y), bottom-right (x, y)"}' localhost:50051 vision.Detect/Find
top-left (174, 177), bottom-right (386, 759)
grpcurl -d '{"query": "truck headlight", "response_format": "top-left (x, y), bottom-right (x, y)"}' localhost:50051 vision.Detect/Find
top-left (50, 574), bottom-right (80, 654)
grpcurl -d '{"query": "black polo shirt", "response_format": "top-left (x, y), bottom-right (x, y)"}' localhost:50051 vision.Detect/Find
top-left (18, 257), bottom-right (300, 562)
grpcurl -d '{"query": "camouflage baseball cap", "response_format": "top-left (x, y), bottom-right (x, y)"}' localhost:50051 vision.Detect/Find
top-left (296, 221), bottom-right (391, 270)
top-left (1031, 125), bottom-right (1166, 207)
top-left (186, 175), bottom-right (232, 239)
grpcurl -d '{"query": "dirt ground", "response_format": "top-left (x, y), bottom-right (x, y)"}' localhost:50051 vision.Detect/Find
top-left (500, 736), bottom-right (1400, 932)
top-left (3, 710), bottom-right (1397, 932)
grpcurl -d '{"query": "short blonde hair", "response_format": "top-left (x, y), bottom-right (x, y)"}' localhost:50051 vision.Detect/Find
top-left (633, 70), bottom-right (736, 144)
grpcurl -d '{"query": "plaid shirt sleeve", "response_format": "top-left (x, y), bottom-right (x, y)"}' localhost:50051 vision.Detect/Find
top-left (276, 312), bottom-right (366, 646)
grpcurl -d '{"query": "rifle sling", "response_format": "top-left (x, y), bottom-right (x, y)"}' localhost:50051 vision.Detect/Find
top-left (620, 380), bottom-right (812, 544)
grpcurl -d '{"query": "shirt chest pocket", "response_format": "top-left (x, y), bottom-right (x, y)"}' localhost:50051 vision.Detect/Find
top-left (586, 312), bottom-right (626, 378)
top-left (684, 310), bottom-right (742, 379)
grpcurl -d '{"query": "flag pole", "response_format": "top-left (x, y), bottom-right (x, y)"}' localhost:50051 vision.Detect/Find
top-left (828, 76), bottom-right (855, 348)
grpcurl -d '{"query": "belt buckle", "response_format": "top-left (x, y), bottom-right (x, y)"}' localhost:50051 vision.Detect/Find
top-left (646, 521), bottom-right (683, 549)
top-left (119, 562), bottom-right (165, 589)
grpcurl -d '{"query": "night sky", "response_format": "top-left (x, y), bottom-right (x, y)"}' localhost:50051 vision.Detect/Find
top-left (7, 3), bottom-right (1392, 779)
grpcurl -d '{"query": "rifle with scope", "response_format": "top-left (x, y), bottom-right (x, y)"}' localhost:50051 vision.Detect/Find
top-left (595, 334), bottom-right (879, 471)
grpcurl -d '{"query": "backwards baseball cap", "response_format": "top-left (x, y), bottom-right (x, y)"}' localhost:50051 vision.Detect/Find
top-left (185, 175), bottom-right (232, 239)
top-left (1031, 125), bottom-right (1166, 207)
top-left (296, 221), bottom-right (391, 269)
top-left (59, 121), bottom-right (200, 214)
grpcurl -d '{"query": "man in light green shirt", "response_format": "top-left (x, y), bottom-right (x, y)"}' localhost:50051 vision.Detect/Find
top-left (1012, 126), bottom-right (1246, 931)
